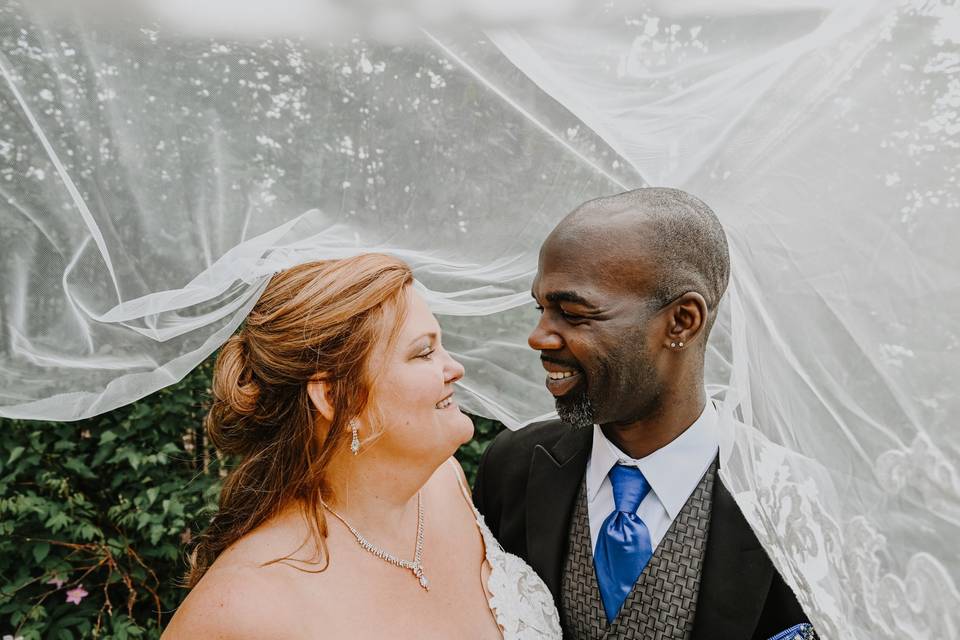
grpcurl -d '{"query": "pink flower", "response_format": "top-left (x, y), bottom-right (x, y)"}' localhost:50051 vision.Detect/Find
top-left (65, 585), bottom-right (88, 605)
top-left (47, 575), bottom-right (64, 589)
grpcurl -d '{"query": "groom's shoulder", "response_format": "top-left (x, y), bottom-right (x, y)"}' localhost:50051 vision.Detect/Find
top-left (484, 418), bottom-right (571, 465)
top-left (475, 418), bottom-right (572, 513)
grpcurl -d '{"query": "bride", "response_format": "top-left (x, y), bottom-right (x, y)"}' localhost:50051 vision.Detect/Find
top-left (163, 254), bottom-right (561, 639)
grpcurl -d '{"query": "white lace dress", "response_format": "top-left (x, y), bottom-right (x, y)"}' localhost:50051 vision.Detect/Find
top-left (450, 460), bottom-right (562, 640)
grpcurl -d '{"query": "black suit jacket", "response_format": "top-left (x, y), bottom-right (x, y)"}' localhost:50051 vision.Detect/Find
top-left (473, 419), bottom-right (810, 640)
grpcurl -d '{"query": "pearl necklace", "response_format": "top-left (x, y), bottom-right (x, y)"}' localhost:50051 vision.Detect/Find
top-left (321, 492), bottom-right (429, 591)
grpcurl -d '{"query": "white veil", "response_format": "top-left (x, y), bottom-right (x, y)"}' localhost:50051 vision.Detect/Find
top-left (2, 0), bottom-right (958, 636)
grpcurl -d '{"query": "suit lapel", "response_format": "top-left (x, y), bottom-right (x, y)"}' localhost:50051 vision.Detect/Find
top-left (690, 471), bottom-right (774, 640)
top-left (525, 425), bottom-right (592, 602)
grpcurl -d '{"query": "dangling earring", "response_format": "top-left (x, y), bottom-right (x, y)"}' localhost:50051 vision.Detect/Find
top-left (350, 418), bottom-right (360, 455)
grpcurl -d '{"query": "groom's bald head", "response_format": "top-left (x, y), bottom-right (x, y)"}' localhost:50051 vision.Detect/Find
top-left (547, 187), bottom-right (730, 321)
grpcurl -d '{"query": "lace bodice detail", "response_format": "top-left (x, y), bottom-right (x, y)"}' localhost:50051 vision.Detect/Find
top-left (448, 459), bottom-right (561, 640)
top-left (473, 506), bottom-right (563, 639)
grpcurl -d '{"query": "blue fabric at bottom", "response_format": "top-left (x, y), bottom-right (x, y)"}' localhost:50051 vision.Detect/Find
top-left (767, 623), bottom-right (816, 640)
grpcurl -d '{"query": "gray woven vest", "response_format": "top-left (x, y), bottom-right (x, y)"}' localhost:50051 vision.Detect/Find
top-left (560, 460), bottom-right (717, 640)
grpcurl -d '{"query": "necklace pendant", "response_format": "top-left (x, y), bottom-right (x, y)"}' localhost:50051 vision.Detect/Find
top-left (413, 566), bottom-right (429, 591)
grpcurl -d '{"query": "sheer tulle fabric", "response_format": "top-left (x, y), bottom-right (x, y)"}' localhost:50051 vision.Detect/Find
top-left (2, 1), bottom-right (958, 636)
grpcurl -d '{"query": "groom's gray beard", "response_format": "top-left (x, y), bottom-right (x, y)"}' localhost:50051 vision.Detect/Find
top-left (556, 394), bottom-right (595, 429)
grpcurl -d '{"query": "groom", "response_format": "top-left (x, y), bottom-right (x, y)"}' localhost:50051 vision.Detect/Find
top-left (473, 188), bottom-right (812, 639)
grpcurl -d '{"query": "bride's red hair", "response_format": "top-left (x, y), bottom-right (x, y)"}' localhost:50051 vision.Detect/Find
top-left (187, 253), bottom-right (413, 586)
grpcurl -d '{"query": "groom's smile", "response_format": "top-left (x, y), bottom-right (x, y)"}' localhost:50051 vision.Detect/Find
top-left (541, 356), bottom-right (584, 397)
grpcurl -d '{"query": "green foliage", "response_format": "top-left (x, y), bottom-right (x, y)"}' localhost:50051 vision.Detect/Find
top-left (458, 415), bottom-right (506, 486)
top-left (0, 357), bottom-right (504, 639)
top-left (1, 357), bottom-right (225, 639)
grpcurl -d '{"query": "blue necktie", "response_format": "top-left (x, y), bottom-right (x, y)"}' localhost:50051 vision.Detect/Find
top-left (594, 464), bottom-right (653, 623)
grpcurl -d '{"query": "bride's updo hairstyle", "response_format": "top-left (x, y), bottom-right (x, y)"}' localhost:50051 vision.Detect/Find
top-left (187, 254), bottom-right (413, 586)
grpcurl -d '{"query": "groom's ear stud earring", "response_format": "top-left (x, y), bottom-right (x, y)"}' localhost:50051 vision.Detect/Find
top-left (670, 341), bottom-right (685, 349)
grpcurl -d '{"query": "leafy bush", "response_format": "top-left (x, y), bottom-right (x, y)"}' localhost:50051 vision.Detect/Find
top-left (0, 357), bottom-right (504, 639)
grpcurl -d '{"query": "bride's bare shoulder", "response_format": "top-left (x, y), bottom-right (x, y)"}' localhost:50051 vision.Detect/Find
top-left (434, 456), bottom-right (470, 493)
top-left (163, 515), bottom-right (332, 639)
top-left (162, 562), bottom-right (286, 639)
top-left (425, 456), bottom-right (475, 508)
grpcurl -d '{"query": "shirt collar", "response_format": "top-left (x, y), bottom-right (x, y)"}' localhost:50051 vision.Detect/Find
top-left (586, 400), bottom-right (720, 520)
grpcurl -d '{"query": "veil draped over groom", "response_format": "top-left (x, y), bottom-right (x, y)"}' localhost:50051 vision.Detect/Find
top-left (2, 1), bottom-right (958, 637)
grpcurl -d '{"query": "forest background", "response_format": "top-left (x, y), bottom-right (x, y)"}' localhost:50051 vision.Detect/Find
top-left (0, 352), bottom-right (506, 639)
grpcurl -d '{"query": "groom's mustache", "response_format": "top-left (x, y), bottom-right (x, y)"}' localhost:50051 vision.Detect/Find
top-left (540, 355), bottom-right (582, 371)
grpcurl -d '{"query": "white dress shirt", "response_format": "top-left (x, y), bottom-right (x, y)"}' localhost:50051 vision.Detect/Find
top-left (586, 401), bottom-right (719, 553)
